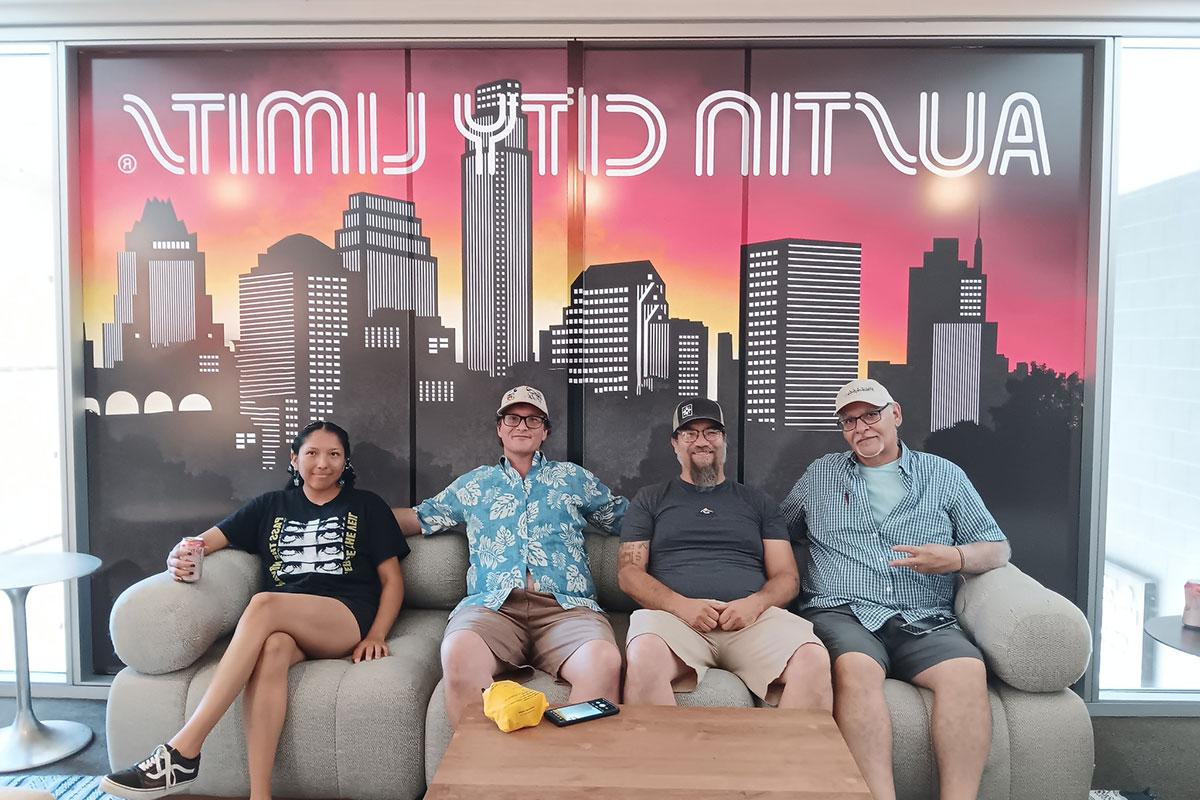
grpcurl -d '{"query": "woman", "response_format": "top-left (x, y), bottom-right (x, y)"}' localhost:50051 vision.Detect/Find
top-left (102, 421), bottom-right (408, 800)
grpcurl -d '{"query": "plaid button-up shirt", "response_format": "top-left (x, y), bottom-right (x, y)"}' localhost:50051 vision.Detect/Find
top-left (780, 444), bottom-right (1006, 631)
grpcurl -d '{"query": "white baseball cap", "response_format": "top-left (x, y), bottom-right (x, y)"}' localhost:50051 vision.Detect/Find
top-left (834, 379), bottom-right (895, 414)
top-left (496, 385), bottom-right (550, 417)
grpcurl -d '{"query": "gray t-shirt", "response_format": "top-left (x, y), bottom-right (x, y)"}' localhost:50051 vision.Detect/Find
top-left (620, 478), bottom-right (789, 602)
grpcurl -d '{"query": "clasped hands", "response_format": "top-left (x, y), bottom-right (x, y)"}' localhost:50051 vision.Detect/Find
top-left (671, 594), bottom-right (766, 633)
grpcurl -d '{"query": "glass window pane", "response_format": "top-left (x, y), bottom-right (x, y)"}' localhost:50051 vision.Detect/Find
top-left (1102, 42), bottom-right (1200, 694)
top-left (0, 48), bottom-right (66, 678)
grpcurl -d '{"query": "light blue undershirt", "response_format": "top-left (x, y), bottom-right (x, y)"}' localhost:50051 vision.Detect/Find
top-left (859, 459), bottom-right (906, 528)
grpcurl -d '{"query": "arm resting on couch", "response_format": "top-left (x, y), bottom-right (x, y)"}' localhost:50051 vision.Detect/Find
top-left (955, 563), bottom-right (1091, 693)
top-left (110, 549), bottom-right (261, 675)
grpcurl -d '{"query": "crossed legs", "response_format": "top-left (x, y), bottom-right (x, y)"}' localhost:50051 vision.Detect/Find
top-left (167, 593), bottom-right (360, 799)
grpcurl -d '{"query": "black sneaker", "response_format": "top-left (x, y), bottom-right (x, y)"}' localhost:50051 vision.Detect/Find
top-left (100, 744), bottom-right (200, 799)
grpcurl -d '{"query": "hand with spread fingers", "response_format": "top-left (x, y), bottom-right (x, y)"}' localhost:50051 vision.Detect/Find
top-left (717, 595), bottom-right (766, 631)
top-left (352, 637), bottom-right (390, 663)
top-left (889, 543), bottom-right (962, 575)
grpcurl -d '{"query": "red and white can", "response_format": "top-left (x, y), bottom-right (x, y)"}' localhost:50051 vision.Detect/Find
top-left (177, 537), bottom-right (205, 583)
top-left (1185, 580), bottom-right (1200, 630)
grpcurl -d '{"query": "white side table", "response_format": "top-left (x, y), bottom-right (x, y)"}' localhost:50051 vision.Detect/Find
top-left (0, 552), bottom-right (101, 772)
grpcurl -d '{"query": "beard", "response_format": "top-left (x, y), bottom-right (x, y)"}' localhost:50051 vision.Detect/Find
top-left (687, 449), bottom-right (724, 487)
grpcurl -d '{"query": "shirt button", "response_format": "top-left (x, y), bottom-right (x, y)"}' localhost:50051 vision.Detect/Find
top-left (886, 587), bottom-right (893, 593)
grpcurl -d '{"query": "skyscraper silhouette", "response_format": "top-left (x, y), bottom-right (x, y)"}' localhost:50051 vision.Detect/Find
top-left (668, 318), bottom-right (709, 398)
top-left (102, 199), bottom-right (224, 368)
top-left (335, 192), bottom-right (438, 318)
top-left (236, 235), bottom-right (359, 468)
top-left (461, 79), bottom-right (534, 378)
top-left (741, 238), bottom-right (862, 429)
top-left (547, 260), bottom-right (670, 396)
top-left (870, 232), bottom-right (1009, 436)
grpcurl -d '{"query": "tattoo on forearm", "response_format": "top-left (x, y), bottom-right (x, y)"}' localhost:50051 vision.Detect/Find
top-left (618, 542), bottom-right (649, 569)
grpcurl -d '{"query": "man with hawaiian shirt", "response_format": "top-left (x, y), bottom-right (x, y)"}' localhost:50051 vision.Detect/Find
top-left (394, 385), bottom-right (628, 727)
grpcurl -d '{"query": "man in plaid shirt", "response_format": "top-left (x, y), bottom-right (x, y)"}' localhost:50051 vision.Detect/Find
top-left (781, 379), bottom-right (1010, 800)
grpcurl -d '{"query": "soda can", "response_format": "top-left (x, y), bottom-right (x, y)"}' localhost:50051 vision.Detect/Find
top-left (1185, 580), bottom-right (1200, 630)
top-left (177, 537), bottom-right (205, 583)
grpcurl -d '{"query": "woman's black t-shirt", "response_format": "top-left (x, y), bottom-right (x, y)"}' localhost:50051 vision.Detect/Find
top-left (216, 486), bottom-right (409, 637)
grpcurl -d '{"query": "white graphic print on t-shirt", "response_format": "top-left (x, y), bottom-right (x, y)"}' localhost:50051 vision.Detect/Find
top-left (276, 516), bottom-right (345, 575)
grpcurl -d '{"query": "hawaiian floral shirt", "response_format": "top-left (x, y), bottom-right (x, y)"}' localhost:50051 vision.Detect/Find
top-left (414, 451), bottom-right (628, 618)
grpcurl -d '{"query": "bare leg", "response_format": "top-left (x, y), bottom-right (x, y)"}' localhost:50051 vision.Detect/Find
top-left (775, 643), bottom-right (833, 712)
top-left (169, 593), bottom-right (360, 757)
top-left (559, 640), bottom-right (622, 704)
top-left (910, 657), bottom-right (991, 800)
top-left (833, 653), bottom-right (896, 800)
top-left (441, 631), bottom-right (502, 730)
top-left (622, 634), bottom-right (691, 706)
top-left (243, 632), bottom-right (305, 800)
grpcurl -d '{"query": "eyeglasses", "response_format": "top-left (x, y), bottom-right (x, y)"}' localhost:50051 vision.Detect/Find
top-left (675, 428), bottom-right (726, 443)
top-left (499, 413), bottom-right (547, 429)
top-left (837, 404), bottom-right (890, 432)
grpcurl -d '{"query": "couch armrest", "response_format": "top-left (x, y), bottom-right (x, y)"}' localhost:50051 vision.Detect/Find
top-left (955, 563), bottom-right (1091, 693)
top-left (109, 549), bottom-right (261, 675)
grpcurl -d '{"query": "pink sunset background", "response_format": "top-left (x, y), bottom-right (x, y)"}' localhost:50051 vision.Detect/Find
top-left (79, 46), bottom-right (1091, 379)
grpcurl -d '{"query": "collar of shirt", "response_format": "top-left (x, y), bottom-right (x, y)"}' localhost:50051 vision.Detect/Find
top-left (498, 450), bottom-right (546, 484)
top-left (840, 441), bottom-right (916, 479)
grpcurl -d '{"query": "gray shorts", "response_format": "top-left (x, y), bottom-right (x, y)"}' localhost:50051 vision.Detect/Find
top-left (802, 604), bottom-right (983, 682)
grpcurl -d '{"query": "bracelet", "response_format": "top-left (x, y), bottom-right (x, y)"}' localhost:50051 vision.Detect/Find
top-left (955, 546), bottom-right (966, 572)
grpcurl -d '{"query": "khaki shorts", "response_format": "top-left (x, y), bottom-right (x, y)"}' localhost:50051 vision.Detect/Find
top-left (443, 588), bottom-right (617, 680)
top-left (627, 606), bottom-right (825, 705)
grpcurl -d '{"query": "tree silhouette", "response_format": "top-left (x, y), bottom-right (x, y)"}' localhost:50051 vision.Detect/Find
top-left (925, 363), bottom-right (1084, 603)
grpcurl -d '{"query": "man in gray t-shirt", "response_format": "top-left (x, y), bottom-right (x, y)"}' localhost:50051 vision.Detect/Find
top-left (617, 398), bottom-right (831, 708)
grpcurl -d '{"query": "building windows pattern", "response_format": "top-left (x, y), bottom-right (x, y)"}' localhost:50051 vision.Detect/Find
top-left (743, 239), bottom-right (862, 429)
top-left (462, 80), bottom-right (533, 378)
top-left (931, 322), bottom-right (983, 429)
top-left (418, 379), bottom-right (455, 403)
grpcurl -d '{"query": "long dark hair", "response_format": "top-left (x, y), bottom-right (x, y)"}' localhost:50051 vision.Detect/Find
top-left (285, 420), bottom-right (357, 489)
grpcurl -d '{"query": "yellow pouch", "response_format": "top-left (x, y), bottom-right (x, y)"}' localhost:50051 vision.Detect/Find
top-left (482, 680), bottom-right (549, 733)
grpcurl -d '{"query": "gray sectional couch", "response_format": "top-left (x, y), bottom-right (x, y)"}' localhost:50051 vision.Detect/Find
top-left (107, 531), bottom-right (1094, 799)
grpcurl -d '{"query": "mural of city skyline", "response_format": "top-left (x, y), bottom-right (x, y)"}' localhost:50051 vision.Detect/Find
top-left (78, 47), bottom-right (1092, 674)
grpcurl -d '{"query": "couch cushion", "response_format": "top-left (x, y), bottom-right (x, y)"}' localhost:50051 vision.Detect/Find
top-left (401, 534), bottom-right (468, 610)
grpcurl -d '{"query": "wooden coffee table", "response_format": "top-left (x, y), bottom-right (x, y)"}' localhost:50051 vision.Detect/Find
top-left (425, 704), bottom-right (871, 799)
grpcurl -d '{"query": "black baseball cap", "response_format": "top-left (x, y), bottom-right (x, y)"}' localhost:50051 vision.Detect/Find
top-left (672, 398), bottom-right (725, 433)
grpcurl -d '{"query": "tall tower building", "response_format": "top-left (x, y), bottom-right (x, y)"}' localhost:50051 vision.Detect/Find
top-left (102, 199), bottom-right (224, 367)
top-left (547, 260), bottom-right (670, 395)
top-left (668, 318), bottom-right (709, 398)
top-left (870, 233), bottom-right (1009, 436)
top-left (742, 238), bottom-right (862, 429)
top-left (461, 79), bottom-right (534, 378)
top-left (236, 235), bottom-right (355, 468)
top-left (335, 192), bottom-right (438, 318)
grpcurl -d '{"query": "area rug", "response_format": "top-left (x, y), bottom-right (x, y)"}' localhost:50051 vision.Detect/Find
top-left (0, 775), bottom-right (104, 800)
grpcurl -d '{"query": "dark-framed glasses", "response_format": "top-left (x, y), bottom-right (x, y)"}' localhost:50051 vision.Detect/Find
top-left (676, 428), bottom-right (726, 443)
top-left (838, 403), bottom-right (890, 432)
top-left (500, 413), bottom-right (547, 429)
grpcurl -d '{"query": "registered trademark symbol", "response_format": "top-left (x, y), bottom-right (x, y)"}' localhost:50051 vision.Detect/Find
top-left (117, 154), bottom-right (137, 173)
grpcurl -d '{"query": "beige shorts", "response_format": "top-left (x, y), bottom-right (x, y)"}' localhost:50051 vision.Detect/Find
top-left (627, 606), bottom-right (825, 705)
top-left (443, 588), bottom-right (617, 680)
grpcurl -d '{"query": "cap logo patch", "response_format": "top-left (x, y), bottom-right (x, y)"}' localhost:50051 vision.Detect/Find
top-left (681, 403), bottom-right (694, 418)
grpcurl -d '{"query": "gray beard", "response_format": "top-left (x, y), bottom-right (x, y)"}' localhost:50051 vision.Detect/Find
top-left (690, 461), bottom-right (722, 488)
